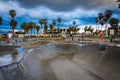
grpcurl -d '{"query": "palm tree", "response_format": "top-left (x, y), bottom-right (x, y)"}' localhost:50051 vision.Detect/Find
top-left (109, 18), bottom-right (119, 35)
top-left (57, 27), bottom-right (60, 33)
top-left (90, 27), bottom-right (94, 34)
top-left (59, 28), bottom-right (62, 33)
top-left (76, 28), bottom-right (80, 33)
top-left (50, 24), bottom-right (54, 36)
top-left (73, 27), bottom-right (77, 33)
top-left (9, 9), bottom-right (17, 38)
top-left (0, 17), bottom-right (2, 41)
top-left (9, 10), bottom-right (16, 19)
top-left (69, 26), bottom-right (73, 33)
top-left (52, 20), bottom-right (56, 27)
top-left (33, 23), bottom-right (36, 36)
top-left (53, 28), bottom-right (57, 34)
top-left (67, 28), bottom-right (70, 34)
top-left (117, 0), bottom-right (120, 8)
top-left (98, 13), bottom-right (104, 20)
top-left (10, 19), bottom-right (17, 37)
top-left (21, 22), bottom-right (29, 34)
top-left (57, 18), bottom-right (61, 24)
top-left (95, 18), bottom-right (98, 31)
top-left (88, 26), bottom-right (91, 32)
top-left (0, 16), bottom-right (2, 26)
top-left (36, 25), bottom-right (40, 36)
top-left (57, 18), bottom-right (61, 33)
top-left (42, 19), bottom-right (47, 31)
top-left (72, 21), bottom-right (77, 34)
top-left (100, 20), bottom-right (105, 31)
top-left (109, 18), bottom-right (119, 29)
top-left (104, 10), bottom-right (112, 30)
top-left (84, 26), bottom-right (88, 33)
top-left (52, 20), bottom-right (56, 34)
top-left (39, 19), bottom-right (43, 30)
top-left (50, 24), bottom-right (54, 33)
top-left (28, 22), bottom-right (35, 36)
top-left (73, 21), bottom-right (76, 26)
top-left (43, 19), bottom-right (47, 25)
top-left (98, 13), bottom-right (104, 31)
top-left (87, 26), bottom-right (94, 35)
top-left (44, 24), bottom-right (48, 33)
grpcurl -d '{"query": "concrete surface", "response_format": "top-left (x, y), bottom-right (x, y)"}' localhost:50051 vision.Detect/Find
top-left (0, 43), bottom-right (120, 80)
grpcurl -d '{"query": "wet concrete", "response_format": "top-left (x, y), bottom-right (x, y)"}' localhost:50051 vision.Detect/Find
top-left (0, 43), bottom-right (120, 80)
top-left (0, 46), bottom-right (25, 66)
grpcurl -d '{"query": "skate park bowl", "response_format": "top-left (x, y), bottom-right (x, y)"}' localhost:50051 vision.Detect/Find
top-left (0, 45), bottom-right (25, 66)
top-left (0, 43), bottom-right (120, 80)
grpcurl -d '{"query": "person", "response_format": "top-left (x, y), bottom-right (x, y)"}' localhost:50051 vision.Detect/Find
top-left (78, 38), bottom-right (80, 41)
top-left (6, 39), bottom-right (10, 43)
top-left (8, 33), bottom-right (12, 39)
top-left (81, 33), bottom-right (84, 41)
top-left (110, 35), bottom-right (115, 42)
top-left (61, 31), bottom-right (66, 41)
top-left (72, 36), bottom-right (73, 41)
top-left (70, 33), bottom-right (73, 41)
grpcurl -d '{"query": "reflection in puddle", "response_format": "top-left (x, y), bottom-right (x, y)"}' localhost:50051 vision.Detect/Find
top-left (116, 44), bottom-right (120, 47)
top-left (0, 48), bottom-right (25, 66)
top-left (11, 51), bottom-right (18, 62)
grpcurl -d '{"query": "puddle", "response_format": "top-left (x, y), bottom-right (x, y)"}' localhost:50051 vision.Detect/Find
top-left (0, 47), bottom-right (26, 67)
top-left (116, 44), bottom-right (120, 47)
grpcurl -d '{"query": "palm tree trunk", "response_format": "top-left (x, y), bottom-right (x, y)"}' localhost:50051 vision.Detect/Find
top-left (98, 24), bottom-right (100, 31)
top-left (40, 24), bottom-right (43, 38)
top-left (96, 23), bottom-right (97, 31)
top-left (101, 25), bottom-right (102, 31)
top-left (52, 29), bottom-right (53, 37)
top-left (105, 23), bottom-right (108, 35)
top-left (31, 29), bottom-right (32, 36)
top-left (41, 25), bottom-right (42, 30)
top-left (34, 28), bottom-right (35, 36)
top-left (27, 31), bottom-right (28, 35)
top-left (12, 29), bottom-right (14, 38)
top-left (37, 31), bottom-right (38, 37)
top-left (26, 31), bottom-right (28, 36)
top-left (58, 23), bottom-right (60, 34)
top-left (105, 24), bottom-right (107, 31)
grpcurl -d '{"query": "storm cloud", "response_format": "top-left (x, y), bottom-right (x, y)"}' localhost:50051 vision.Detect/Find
top-left (0, 0), bottom-right (119, 31)
top-left (17, 0), bottom-right (117, 11)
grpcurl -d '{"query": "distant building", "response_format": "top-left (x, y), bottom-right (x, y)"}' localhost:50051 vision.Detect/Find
top-left (15, 30), bottom-right (25, 38)
top-left (8, 32), bottom-right (12, 39)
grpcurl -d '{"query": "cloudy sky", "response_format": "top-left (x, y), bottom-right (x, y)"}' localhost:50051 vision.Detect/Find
top-left (0, 0), bottom-right (119, 32)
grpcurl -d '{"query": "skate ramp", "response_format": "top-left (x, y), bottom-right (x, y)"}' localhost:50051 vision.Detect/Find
top-left (0, 43), bottom-right (120, 80)
top-left (73, 44), bottom-right (120, 80)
